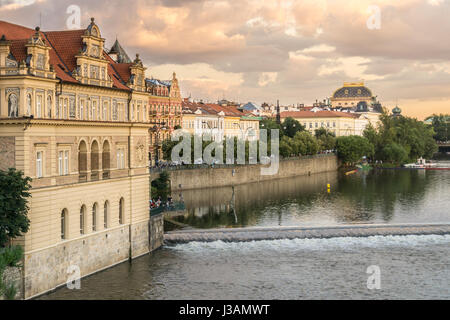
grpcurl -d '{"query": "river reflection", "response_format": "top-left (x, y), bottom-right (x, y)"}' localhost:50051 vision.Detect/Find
top-left (173, 167), bottom-right (450, 229)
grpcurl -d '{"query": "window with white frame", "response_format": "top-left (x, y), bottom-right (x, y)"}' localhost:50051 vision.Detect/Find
top-left (92, 101), bottom-right (97, 120)
top-left (36, 151), bottom-right (43, 178)
top-left (61, 209), bottom-right (67, 240)
top-left (58, 150), bottom-right (70, 175)
top-left (80, 100), bottom-right (84, 120)
top-left (64, 151), bottom-right (69, 175)
top-left (36, 95), bottom-right (42, 118)
top-left (63, 99), bottom-right (68, 119)
top-left (117, 149), bottom-right (125, 169)
top-left (103, 101), bottom-right (107, 121)
top-left (58, 151), bottom-right (63, 175)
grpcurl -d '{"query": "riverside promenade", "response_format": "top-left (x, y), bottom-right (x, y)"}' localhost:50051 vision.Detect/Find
top-left (164, 223), bottom-right (450, 244)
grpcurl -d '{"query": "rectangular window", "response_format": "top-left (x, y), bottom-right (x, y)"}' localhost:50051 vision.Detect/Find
top-left (58, 151), bottom-right (63, 175)
top-left (64, 151), bottom-right (69, 175)
top-left (63, 99), bottom-right (68, 119)
top-left (36, 151), bottom-right (43, 178)
top-left (117, 150), bottom-right (125, 169)
top-left (36, 95), bottom-right (42, 118)
top-left (92, 101), bottom-right (97, 120)
top-left (80, 100), bottom-right (84, 120)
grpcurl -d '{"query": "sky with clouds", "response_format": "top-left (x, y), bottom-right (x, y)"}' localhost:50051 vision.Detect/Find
top-left (1, 0), bottom-right (449, 119)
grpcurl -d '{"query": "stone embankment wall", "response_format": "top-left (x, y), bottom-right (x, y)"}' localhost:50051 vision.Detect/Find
top-left (153, 154), bottom-right (338, 191)
top-left (149, 214), bottom-right (164, 252)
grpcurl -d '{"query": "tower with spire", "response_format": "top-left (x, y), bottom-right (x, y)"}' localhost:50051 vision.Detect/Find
top-left (108, 38), bottom-right (132, 63)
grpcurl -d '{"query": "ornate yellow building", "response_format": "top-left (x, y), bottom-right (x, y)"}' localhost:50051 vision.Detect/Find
top-left (147, 75), bottom-right (182, 164)
top-left (0, 19), bottom-right (154, 298)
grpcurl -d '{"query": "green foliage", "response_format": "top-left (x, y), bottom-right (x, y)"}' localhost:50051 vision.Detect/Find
top-left (362, 111), bottom-right (439, 163)
top-left (0, 168), bottom-right (32, 247)
top-left (294, 131), bottom-right (319, 155)
top-left (162, 139), bottom-right (179, 161)
top-left (279, 136), bottom-right (294, 158)
top-left (151, 171), bottom-right (171, 200)
top-left (381, 143), bottom-right (408, 164)
top-left (336, 135), bottom-right (374, 165)
top-left (2, 283), bottom-right (17, 300)
top-left (279, 131), bottom-right (319, 157)
top-left (0, 246), bottom-right (23, 268)
top-left (315, 128), bottom-right (337, 151)
top-left (0, 246), bottom-right (24, 300)
top-left (426, 114), bottom-right (450, 142)
top-left (260, 118), bottom-right (281, 131)
top-left (281, 117), bottom-right (304, 138)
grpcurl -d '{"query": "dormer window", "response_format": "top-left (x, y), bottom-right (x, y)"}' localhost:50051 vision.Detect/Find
top-left (90, 65), bottom-right (99, 79)
top-left (36, 54), bottom-right (45, 70)
top-left (91, 45), bottom-right (99, 58)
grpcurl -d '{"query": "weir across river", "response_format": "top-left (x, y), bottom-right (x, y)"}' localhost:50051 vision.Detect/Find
top-left (164, 223), bottom-right (450, 244)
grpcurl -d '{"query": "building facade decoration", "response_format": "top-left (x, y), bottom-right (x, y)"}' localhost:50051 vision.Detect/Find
top-left (0, 18), bottom-right (162, 298)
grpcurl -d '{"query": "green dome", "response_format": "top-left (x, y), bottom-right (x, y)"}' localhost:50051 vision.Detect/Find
top-left (392, 106), bottom-right (402, 115)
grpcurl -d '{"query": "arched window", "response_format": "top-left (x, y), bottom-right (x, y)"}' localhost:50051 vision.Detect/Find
top-left (61, 209), bottom-right (68, 240)
top-left (80, 205), bottom-right (86, 235)
top-left (78, 141), bottom-right (88, 182)
top-left (92, 203), bottom-right (98, 232)
top-left (102, 140), bottom-right (110, 179)
top-left (8, 93), bottom-right (19, 118)
top-left (119, 198), bottom-right (124, 225)
top-left (104, 201), bottom-right (109, 229)
top-left (91, 140), bottom-right (99, 180)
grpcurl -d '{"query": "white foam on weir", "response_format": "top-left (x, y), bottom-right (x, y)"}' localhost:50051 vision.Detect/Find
top-left (168, 234), bottom-right (450, 253)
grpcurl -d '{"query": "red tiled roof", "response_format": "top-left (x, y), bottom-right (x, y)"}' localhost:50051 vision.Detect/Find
top-left (9, 39), bottom-right (28, 63)
top-left (44, 29), bottom-right (85, 74)
top-left (104, 53), bottom-right (130, 90)
top-left (112, 63), bottom-right (133, 84)
top-left (281, 111), bottom-right (359, 119)
top-left (0, 20), bottom-right (35, 40)
top-left (0, 20), bottom-right (132, 90)
top-left (182, 101), bottom-right (246, 117)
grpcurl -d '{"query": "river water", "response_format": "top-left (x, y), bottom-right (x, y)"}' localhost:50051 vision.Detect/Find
top-left (41, 166), bottom-right (450, 300)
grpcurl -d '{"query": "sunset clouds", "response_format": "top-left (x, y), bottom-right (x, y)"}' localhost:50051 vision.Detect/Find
top-left (1, 0), bottom-right (449, 118)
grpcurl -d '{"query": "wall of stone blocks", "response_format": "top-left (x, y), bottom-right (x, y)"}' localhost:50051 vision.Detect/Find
top-left (0, 136), bottom-right (15, 171)
top-left (157, 154), bottom-right (339, 191)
